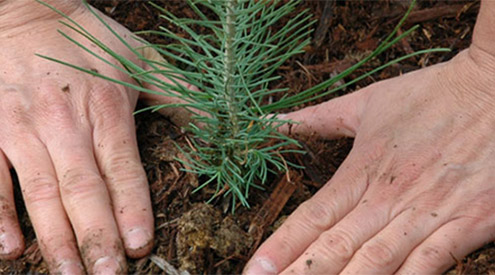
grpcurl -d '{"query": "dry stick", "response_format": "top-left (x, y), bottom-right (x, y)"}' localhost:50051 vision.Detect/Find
top-left (247, 171), bottom-right (303, 258)
top-left (380, 3), bottom-right (478, 25)
top-left (312, 0), bottom-right (335, 49)
top-left (304, 0), bottom-right (335, 63)
top-left (406, 3), bottom-right (478, 24)
top-left (149, 254), bottom-right (190, 275)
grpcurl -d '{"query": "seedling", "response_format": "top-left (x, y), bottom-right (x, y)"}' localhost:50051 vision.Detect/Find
top-left (36, 0), bottom-right (448, 211)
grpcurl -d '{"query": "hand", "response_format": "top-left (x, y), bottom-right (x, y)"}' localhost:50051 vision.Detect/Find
top-left (245, 45), bottom-right (495, 274)
top-left (0, 2), bottom-right (180, 273)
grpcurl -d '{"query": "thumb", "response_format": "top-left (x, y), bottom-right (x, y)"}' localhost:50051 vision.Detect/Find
top-left (278, 88), bottom-right (370, 139)
top-left (136, 47), bottom-right (199, 128)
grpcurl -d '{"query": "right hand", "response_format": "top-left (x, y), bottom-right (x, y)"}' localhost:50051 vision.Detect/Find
top-left (246, 45), bottom-right (495, 274)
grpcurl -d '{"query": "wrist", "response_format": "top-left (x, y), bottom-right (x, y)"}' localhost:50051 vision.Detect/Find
top-left (442, 48), bottom-right (495, 117)
top-left (472, 0), bottom-right (495, 57)
top-left (0, 0), bottom-right (82, 32)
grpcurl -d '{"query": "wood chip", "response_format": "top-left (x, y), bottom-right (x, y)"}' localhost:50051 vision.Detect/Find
top-left (150, 254), bottom-right (190, 275)
top-left (247, 171), bottom-right (302, 257)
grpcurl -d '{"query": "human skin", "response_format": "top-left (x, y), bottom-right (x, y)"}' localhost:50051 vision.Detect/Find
top-left (0, 0), bottom-right (185, 273)
top-left (245, 1), bottom-right (495, 274)
top-left (1, 1), bottom-right (493, 274)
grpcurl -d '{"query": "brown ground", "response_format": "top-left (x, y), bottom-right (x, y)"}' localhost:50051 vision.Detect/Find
top-left (1, 0), bottom-right (494, 274)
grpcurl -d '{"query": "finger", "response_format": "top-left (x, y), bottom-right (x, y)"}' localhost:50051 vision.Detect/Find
top-left (4, 138), bottom-right (83, 274)
top-left (286, 158), bottom-right (464, 275)
top-left (90, 90), bottom-right (153, 258)
top-left (277, 88), bottom-right (371, 139)
top-left (398, 217), bottom-right (495, 274)
top-left (340, 206), bottom-right (450, 274)
top-left (137, 47), bottom-right (200, 127)
top-left (244, 152), bottom-right (368, 275)
top-left (0, 150), bottom-right (24, 260)
top-left (279, 199), bottom-right (396, 274)
top-left (41, 128), bottom-right (126, 274)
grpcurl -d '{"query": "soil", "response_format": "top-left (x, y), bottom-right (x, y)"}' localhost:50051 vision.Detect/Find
top-left (1, 0), bottom-right (494, 274)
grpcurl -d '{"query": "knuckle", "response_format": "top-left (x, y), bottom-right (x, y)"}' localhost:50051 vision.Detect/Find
top-left (316, 230), bottom-right (356, 265)
top-left (358, 140), bottom-right (387, 164)
top-left (296, 199), bottom-right (336, 232)
top-left (410, 245), bottom-right (447, 271)
top-left (36, 84), bottom-right (73, 124)
top-left (103, 156), bottom-right (147, 193)
top-left (22, 173), bottom-right (60, 204)
top-left (89, 83), bottom-right (130, 119)
top-left (59, 168), bottom-right (104, 201)
top-left (357, 239), bottom-right (396, 269)
top-left (105, 153), bottom-right (142, 175)
top-left (466, 188), bottom-right (495, 218)
top-left (277, 235), bottom-right (300, 259)
top-left (265, 220), bottom-right (312, 260)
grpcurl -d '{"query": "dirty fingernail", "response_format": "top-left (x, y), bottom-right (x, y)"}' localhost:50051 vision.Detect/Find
top-left (58, 260), bottom-right (84, 275)
top-left (244, 257), bottom-right (277, 275)
top-left (0, 233), bottom-right (21, 256)
top-left (124, 227), bottom-right (151, 251)
top-left (93, 256), bottom-right (122, 275)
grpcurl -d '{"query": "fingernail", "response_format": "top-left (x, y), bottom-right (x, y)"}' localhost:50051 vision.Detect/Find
top-left (93, 256), bottom-right (122, 275)
top-left (124, 228), bottom-right (151, 251)
top-left (244, 257), bottom-right (277, 275)
top-left (0, 233), bottom-right (20, 256)
top-left (58, 260), bottom-right (84, 275)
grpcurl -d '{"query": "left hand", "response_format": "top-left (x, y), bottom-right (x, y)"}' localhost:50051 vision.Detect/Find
top-left (0, 1), bottom-right (191, 273)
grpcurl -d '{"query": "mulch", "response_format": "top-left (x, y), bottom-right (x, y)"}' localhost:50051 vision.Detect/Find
top-left (1, 0), bottom-right (493, 274)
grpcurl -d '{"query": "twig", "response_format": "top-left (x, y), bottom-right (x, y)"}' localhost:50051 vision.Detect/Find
top-left (247, 171), bottom-right (301, 257)
top-left (379, 3), bottom-right (478, 25)
top-left (312, 0), bottom-right (335, 49)
top-left (149, 254), bottom-right (190, 275)
top-left (156, 218), bottom-right (179, 230)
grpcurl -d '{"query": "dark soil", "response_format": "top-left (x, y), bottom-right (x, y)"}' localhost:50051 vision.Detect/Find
top-left (1, 0), bottom-right (494, 274)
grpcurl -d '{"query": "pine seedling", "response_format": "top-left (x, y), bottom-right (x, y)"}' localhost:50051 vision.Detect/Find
top-left (138, 0), bottom-right (315, 209)
top-left (36, 0), bottom-right (449, 211)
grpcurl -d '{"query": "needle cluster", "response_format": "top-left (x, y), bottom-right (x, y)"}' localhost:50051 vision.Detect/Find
top-left (144, 0), bottom-right (314, 208)
top-left (37, 0), bottom-right (448, 210)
